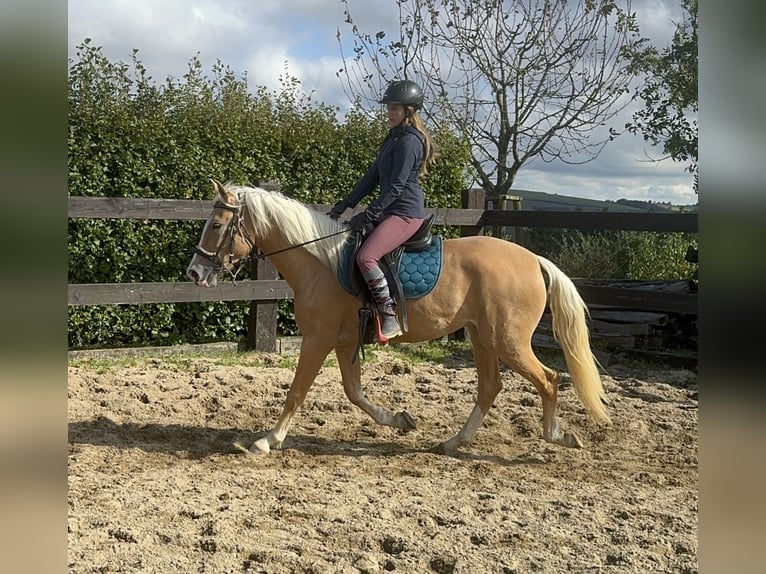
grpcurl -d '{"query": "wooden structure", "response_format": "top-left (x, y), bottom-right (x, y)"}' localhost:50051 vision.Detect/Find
top-left (68, 189), bottom-right (697, 359)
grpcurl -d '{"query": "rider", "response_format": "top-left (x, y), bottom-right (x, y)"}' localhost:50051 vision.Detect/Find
top-left (329, 79), bottom-right (436, 341)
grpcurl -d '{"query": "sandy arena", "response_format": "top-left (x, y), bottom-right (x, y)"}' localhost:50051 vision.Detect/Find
top-left (67, 345), bottom-right (698, 573)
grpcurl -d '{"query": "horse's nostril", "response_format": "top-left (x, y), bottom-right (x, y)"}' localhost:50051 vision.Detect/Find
top-left (187, 269), bottom-right (198, 281)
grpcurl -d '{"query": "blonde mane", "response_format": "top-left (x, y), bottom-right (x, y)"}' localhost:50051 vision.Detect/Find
top-left (227, 185), bottom-right (348, 271)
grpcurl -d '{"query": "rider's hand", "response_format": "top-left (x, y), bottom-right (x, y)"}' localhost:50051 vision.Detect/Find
top-left (348, 212), bottom-right (375, 234)
top-left (328, 201), bottom-right (348, 220)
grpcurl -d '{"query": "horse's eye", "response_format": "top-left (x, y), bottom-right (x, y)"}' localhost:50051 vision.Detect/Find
top-left (212, 223), bottom-right (223, 230)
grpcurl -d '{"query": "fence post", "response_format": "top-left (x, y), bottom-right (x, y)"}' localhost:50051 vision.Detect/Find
top-left (245, 180), bottom-right (281, 352)
top-left (460, 188), bottom-right (485, 237)
top-left (484, 192), bottom-right (501, 238)
top-left (485, 193), bottom-right (522, 241)
top-left (509, 195), bottom-right (523, 245)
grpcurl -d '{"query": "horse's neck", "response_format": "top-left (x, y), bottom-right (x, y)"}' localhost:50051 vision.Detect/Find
top-left (268, 249), bottom-right (326, 287)
top-left (251, 229), bottom-right (330, 290)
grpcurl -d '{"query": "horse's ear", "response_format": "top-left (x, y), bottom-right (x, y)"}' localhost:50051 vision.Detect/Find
top-left (210, 178), bottom-right (226, 198)
top-left (210, 178), bottom-right (237, 204)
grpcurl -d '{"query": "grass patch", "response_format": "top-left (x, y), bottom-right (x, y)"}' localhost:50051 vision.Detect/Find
top-left (68, 349), bottom-right (300, 371)
top-left (68, 356), bottom-right (141, 373)
top-left (73, 338), bottom-right (683, 376)
top-left (385, 339), bottom-right (474, 365)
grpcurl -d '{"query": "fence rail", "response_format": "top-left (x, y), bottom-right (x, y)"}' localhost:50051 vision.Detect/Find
top-left (68, 195), bottom-right (698, 352)
top-left (68, 196), bottom-right (697, 231)
top-left (68, 280), bottom-right (294, 306)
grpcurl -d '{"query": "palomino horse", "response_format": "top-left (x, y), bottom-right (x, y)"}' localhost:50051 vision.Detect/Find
top-left (186, 180), bottom-right (611, 455)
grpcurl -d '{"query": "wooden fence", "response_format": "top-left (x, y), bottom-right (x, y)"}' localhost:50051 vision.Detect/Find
top-left (68, 191), bottom-right (698, 356)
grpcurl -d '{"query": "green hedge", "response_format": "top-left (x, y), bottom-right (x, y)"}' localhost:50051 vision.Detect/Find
top-left (67, 40), bottom-right (471, 349)
top-left (521, 227), bottom-right (698, 281)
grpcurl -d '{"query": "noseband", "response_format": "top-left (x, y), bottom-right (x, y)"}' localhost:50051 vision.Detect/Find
top-left (193, 200), bottom-right (255, 281)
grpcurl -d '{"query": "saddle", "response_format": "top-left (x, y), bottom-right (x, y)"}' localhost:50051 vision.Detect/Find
top-left (337, 214), bottom-right (443, 361)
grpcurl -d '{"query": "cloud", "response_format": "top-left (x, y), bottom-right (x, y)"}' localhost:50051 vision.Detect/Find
top-left (68, 0), bottom-right (697, 206)
top-left (515, 161), bottom-right (697, 205)
top-left (632, 0), bottom-right (684, 44)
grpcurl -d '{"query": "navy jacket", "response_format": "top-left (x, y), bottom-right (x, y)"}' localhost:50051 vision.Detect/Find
top-left (343, 125), bottom-right (425, 221)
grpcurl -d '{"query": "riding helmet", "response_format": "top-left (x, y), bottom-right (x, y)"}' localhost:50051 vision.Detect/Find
top-left (379, 80), bottom-right (424, 110)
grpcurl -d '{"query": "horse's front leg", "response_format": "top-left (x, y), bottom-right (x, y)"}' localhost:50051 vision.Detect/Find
top-left (250, 337), bottom-right (331, 454)
top-left (335, 345), bottom-right (417, 432)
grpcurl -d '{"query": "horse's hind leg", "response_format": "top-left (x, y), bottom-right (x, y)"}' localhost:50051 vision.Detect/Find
top-left (335, 345), bottom-right (417, 432)
top-left (509, 346), bottom-right (583, 449)
top-left (434, 335), bottom-right (502, 454)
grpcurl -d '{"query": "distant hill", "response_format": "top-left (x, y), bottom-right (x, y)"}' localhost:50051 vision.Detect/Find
top-left (474, 188), bottom-right (698, 213)
top-left (612, 198), bottom-right (698, 213)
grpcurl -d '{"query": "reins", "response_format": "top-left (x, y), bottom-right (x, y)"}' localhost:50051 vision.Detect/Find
top-left (248, 229), bottom-right (351, 262)
top-left (196, 198), bottom-right (352, 284)
top-left (231, 229), bottom-right (351, 284)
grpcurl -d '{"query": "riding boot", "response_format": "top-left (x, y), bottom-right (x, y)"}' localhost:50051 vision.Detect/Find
top-left (377, 300), bottom-right (403, 341)
top-left (361, 266), bottom-right (402, 343)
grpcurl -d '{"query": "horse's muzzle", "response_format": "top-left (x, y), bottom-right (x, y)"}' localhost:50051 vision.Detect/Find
top-left (186, 268), bottom-right (203, 284)
top-left (186, 265), bottom-right (217, 287)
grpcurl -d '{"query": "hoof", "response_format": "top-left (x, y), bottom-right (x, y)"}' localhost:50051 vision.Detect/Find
top-left (429, 443), bottom-right (447, 455)
top-left (560, 432), bottom-right (583, 449)
top-left (429, 440), bottom-right (457, 456)
top-left (396, 411), bottom-right (417, 432)
top-left (249, 437), bottom-right (272, 454)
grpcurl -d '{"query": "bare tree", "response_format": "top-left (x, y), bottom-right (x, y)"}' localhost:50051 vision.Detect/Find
top-left (337, 0), bottom-right (644, 196)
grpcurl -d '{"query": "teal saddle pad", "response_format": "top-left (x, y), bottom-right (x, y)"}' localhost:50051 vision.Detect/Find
top-left (338, 235), bottom-right (443, 300)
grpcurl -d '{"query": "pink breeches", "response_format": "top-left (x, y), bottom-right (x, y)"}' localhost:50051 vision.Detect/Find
top-left (356, 215), bottom-right (425, 273)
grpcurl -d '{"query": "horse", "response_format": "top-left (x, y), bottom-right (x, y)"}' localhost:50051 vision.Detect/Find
top-left (186, 179), bottom-right (611, 455)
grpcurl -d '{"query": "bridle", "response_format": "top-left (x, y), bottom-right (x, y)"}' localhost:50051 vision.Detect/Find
top-left (193, 198), bottom-right (352, 283)
top-left (193, 199), bottom-right (256, 282)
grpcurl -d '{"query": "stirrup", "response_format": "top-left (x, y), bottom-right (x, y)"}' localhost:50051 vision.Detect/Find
top-left (375, 309), bottom-right (402, 345)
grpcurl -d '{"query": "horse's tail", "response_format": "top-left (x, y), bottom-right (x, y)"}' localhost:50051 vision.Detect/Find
top-left (537, 256), bottom-right (611, 425)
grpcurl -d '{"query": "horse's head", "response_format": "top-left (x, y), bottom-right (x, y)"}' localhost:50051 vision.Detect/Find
top-left (186, 179), bottom-right (255, 287)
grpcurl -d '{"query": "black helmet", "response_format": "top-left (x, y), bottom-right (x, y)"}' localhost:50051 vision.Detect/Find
top-left (379, 80), bottom-right (424, 110)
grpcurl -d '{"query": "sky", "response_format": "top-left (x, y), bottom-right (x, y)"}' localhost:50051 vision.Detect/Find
top-left (67, 0), bottom-right (697, 206)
